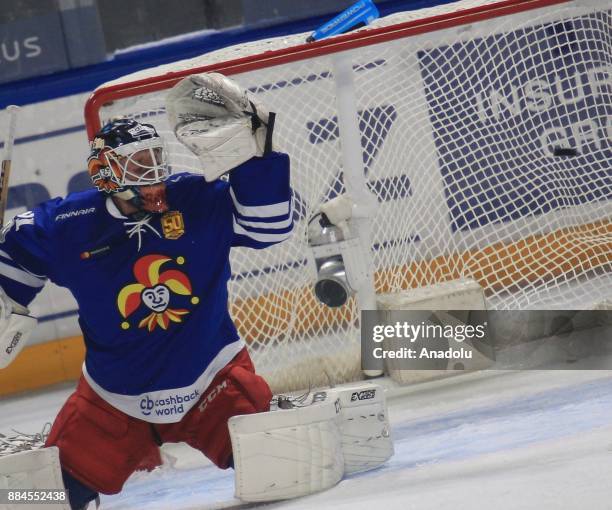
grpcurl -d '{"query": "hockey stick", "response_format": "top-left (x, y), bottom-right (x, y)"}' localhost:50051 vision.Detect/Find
top-left (0, 105), bottom-right (19, 226)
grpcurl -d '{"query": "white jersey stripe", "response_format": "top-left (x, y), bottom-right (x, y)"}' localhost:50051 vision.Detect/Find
top-left (233, 218), bottom-right (292, 243)
top-left (230, 188), bottom-right (290, 218)
top-left (0, 251), bottom-right (47, 279)
top-left (0, 260), bottom-right (46, 288)
top-left (236, 215), bottom-right (293, 230)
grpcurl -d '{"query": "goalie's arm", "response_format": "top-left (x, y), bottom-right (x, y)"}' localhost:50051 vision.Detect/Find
top-left (0, 206), bottom-right (55, 368)
top-left (229, 151), bottom-right (293, 249)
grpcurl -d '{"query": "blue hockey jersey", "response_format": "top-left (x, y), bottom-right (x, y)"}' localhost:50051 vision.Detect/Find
top-left (0, 152), bottom-right (292, 423)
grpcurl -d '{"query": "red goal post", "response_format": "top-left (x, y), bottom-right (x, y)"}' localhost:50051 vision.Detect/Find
top-left (84, 0), bottom-right (612, 392)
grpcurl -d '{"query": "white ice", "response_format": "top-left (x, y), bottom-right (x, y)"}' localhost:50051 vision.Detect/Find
top-left (2, 360), bottom-right (612, 509)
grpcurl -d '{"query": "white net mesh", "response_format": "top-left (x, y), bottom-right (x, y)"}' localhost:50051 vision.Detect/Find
top-left (88, 0), bottom-right (612, 392)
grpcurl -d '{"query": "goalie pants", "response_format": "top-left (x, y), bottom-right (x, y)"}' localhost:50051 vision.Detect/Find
top-left (45, 347), bottom-right (272, 496)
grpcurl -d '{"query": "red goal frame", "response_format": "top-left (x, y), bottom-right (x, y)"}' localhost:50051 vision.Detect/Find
top-left (84, 0), bottom-right (571, 139)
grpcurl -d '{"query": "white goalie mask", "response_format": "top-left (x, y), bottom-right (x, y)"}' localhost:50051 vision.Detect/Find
top-left (88, 119), bottom-right (174, 213)
top-left (106, 137), bottom-right (170, 187)
top-left (88, 119), bottom-right (171, 194)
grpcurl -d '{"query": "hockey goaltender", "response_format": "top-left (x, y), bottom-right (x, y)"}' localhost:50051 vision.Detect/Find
top-left (0, 73), bottom-right (393, 509)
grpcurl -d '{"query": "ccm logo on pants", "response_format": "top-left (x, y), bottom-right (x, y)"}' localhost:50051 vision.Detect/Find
top-left (198, 380), bottom-right (229, 413)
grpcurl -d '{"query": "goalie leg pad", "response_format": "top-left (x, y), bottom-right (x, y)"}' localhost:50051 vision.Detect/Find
top-left (330, 384), bottom-right (394, 475)
top-left (45, 377), bottom-right (161, 494)
top-left (229, 396), bottom-right (344, 502)
top-left (158, 348), bottom-right (272, 469)
top-left (228, 383), bottom-right (393, 502)
top-left (0, 446), bottom-right (70, 509)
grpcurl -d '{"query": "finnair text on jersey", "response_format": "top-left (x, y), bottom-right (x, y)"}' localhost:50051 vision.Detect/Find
top-left (55, 207), bottom-right (96, 221)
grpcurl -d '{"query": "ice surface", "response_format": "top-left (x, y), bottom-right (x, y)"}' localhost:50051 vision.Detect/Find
top-left (2, 364), bottom-right (612, 510)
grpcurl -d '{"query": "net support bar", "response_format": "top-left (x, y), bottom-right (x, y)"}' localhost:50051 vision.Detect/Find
top-left (332, 54), bottom-right (381, 375)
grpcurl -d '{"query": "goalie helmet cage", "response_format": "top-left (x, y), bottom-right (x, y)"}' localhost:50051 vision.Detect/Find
top-left (85, 0), bottom-right (612, 393)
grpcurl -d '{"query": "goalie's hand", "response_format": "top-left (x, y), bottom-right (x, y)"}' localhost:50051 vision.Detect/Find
top-left (166, 73), bottom-right (275, 182)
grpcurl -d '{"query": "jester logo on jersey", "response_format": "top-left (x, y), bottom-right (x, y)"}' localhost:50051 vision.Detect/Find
top-left (117, 254), bottom-right (199, 332)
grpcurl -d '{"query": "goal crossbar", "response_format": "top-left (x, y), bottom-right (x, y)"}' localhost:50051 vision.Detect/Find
top-left (85, 0), bottom-right (572, 138)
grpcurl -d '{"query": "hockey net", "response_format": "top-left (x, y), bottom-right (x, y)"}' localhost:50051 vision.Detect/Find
top-left (85, 0), bottom-right (612, 392)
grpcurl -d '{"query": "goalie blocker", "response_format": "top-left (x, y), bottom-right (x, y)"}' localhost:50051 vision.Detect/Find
top-left (229, 383), bottom-right (393, 502)
top-left (0, 287), bottom-right (37, 369)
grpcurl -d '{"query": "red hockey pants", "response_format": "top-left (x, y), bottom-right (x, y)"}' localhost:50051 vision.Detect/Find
top-left (45, 348), bottom-right (272, 494)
